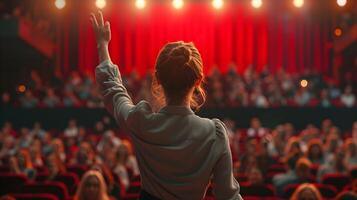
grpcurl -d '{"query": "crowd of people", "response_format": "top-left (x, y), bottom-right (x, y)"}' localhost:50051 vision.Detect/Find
top-left (0, 116), bottom-right (357, 199)
top-left (1, 67), bottom-right (356, 109)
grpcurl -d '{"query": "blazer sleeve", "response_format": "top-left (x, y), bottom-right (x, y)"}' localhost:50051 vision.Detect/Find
top-left (95, 60), bottom-right (152, 133)
top-left (212, 119), bottom-right (243, 200)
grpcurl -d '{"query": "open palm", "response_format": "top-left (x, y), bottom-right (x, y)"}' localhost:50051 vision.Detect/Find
top-left (90, 11), bottom-right (111, 46)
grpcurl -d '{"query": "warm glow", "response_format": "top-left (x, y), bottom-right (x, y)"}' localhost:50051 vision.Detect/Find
top-left (18, 85), bottom-right (26, 93)
top-left (300, 79), bottom-right (308, 88)
top-left (212, 0), bottom-right (224, 9)
top-left (96, 0), bottom-right (106, 9)
top-left (55, 0), bottom-right (65, 9)
top-left (293, 0), bottom-right (304, 8)
top-left (334, 28), bottom-right (342, 37)
top-left (135, 0), bottom-right (146, 9)
top-left (173, 0), bottom-right (184, 9)
top-left (337, 0), bottom-right (347, 7)
top-left (251, 0), bottom-right (262, 9)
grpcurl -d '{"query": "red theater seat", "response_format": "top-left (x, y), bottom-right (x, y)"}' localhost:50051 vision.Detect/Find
top-left (239, 183), bottom-right (275, 197)
top-left (11, 193), bottom-right (59, 200)
top-left (66, 164), bottom-right (88, 178)
top-left (54, 172), bottom-right (80, 195)
top-left (321, 173), bottom-right (350, 191)
top-left (127, 181), bottom-right (141, 194)
top-left (20, 182), bottom-right (69, 200)
top-left (0, 173), bottom-right (28, 195)
top-left (243, 197), bottom-right (284, 200)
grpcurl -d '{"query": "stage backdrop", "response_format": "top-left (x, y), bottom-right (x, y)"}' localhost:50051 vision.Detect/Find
top-left (76, 1), bottom-right (332, 77)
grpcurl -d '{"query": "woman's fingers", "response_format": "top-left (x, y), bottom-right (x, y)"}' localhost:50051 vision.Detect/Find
top-left (97, 11), bottom-right (104, 26)
top-left (90, 13), bottom-right (98, 28)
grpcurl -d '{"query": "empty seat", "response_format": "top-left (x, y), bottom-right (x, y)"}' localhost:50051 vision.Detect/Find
top-left (321, 173), bottom-right (350, 191)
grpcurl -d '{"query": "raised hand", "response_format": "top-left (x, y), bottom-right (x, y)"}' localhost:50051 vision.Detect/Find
top-left (90, 11), bottom-right (111, 62)
top-left (90, 11), bottom-right (111, 47)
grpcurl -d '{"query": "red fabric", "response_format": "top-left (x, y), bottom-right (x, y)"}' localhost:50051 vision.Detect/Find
top-left (76, 2), bottom-right (330, 77)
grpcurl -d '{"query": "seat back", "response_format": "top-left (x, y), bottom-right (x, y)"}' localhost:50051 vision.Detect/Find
top-left (321, 173), bottom-right (350, 191)
top-left (11, 193), bottom-right (59, 200)
top-left (0, 173), bottom-right (28, 195)
top-left (21, 182), bottom-right (69, 200)
top-left (240, 183), bottom-right (275, 197)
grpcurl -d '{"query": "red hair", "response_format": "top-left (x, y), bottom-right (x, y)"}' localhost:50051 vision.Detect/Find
top-left (152, 41), bottom-right (206, 110)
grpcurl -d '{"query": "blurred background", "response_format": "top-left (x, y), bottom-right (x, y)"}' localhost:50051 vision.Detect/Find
top-left (0, 0), bottom-right (357, 200)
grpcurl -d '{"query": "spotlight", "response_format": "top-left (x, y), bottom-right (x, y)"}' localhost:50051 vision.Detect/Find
top-left (251, 0), bottom-right (262, 9)
top-left (337, 0), bottom-right (347, 7)
top-left (212, 0), bottom-right (224, 9)
top-left (18, 85), bottom-right (26, 93)
top-left (300, 79), bottom-right (308, 88)
top-left (55, 0), bottom-right (65, 9)
top-left (173, 0), bottom-right (184, 9)
top-left (135, 0), bottom-right (146, 9)
top-left (334, 28), bottom-right (343, 37)
top-left (293, 0), bottom-right (304, 8)
top-left (96, 0), bottom-right (106, 9)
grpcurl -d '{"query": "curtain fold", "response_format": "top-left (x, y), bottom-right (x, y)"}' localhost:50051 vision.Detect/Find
top-left (76, 2), bottom-right (331, 77)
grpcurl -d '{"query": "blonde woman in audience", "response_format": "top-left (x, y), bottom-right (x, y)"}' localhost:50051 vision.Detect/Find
top-left (74, 170), bottom-right (110, 200)
top-left (290, 183), bottom-right (322, 200)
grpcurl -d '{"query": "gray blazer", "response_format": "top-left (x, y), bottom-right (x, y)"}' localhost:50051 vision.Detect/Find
top-left (96, 60), bottom-right (242, 200)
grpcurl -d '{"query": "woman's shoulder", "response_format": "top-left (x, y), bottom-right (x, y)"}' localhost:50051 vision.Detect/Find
top-left (211, 118), bottom-right (230, 140)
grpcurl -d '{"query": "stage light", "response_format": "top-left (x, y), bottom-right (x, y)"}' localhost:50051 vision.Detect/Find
top-left (212, 0), bottom-right (224, 9)
top-left (55, 0), bottom-right (65, 9)
top-left (337, 0), bottom-right (347, 7)
top-left (135, 0), bottom-right (146, 9)
top-left (173, 0), bottom-right (184, 9)
top-left (300, 79), bottom-right (308, 88)
top-left (334, 28), bottom-right (343, 37)
top-left (293, 0), bottom-right (304, 8)
top-left (96, 0), bottom-right (106, 9)
top-left (251, 0), bottom-right (262, 9)
top-left (18, 85), bottom-right (26, 93)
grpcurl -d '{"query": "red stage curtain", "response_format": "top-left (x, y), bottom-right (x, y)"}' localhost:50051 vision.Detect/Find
top-left (77, 2), bottom-right (331, 77)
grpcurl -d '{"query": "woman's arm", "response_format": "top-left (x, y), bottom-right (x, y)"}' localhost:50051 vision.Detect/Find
top-left (90, 11), bottom-right (143, 133)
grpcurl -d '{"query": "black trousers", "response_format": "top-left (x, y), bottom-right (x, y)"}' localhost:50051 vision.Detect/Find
top-left (139, 190), bottom-right (161, 200)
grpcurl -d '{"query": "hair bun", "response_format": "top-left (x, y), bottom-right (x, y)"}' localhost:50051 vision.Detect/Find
top-left (169, 46), bottom-right (191, 64)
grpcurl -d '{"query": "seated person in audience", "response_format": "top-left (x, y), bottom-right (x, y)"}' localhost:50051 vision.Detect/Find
top-left (290, 183), bottom-right (322, 200)
top-left (74, 170), bottom-right (110, 200)
top-left (52, 138), bottom-right (67, 162)
top-left (306, 139), bottom-right (325, 165)
top-left (239, 138), bottom-right (258, 173)
top-left (344, 138), bottom-right (357, 169)
top-left (113, 143), bottom-right (131, 190)
top-left (92, 164), bottom-right (121, 200)
top-left (45, 151), bottom-right (66, 180)
top-left (70, 141), bottom-right (97, 165)
top-left (17, 127), bottom-right (32, 148)
top-left (43, 88), bottom-right (61, 107)
top-left (19, 90), bottom-right (39, 108)
top-left (317, 148), bottom-right (347, 182)
top-left (29, 138), bottom-right (44, 167)
top-left (30, 122), bottom-right (46, 139)
top-left (9, 149), bottom-right (36, 179)
top-left (323, 128), bottom-right (343, 163)
top-left (340, 85), bottom-right (355, 107)
top-left (273, 156), bottom-right (312, 196)
top-left (0, 135), bottom-right (16, 161)
top-left (247, 167), bottom-right (264, 186)
top-left (247, 117), bottom-right (267, 138)
top-left (64, 119), bottom-right (79, 138)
